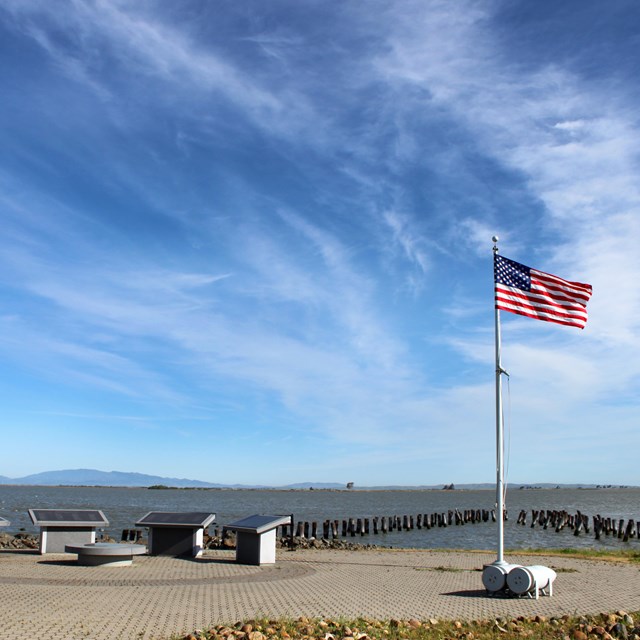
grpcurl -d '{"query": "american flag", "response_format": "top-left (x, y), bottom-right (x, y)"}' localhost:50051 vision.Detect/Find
top-left (494, 254), bottom-right (592, 329)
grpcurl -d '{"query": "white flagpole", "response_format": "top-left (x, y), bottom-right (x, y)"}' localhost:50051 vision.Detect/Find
top-left (481, 237), bottom-right (510, 594)
top-left (493, 236), bottom-right (506, 565)
top-left (483, 237), bottom-right (559, 597)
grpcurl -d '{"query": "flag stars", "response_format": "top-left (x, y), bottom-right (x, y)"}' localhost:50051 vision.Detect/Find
top-left (495, 255), bottom-right (531, 291)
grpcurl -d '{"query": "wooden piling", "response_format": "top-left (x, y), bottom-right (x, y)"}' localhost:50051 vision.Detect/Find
top-left (574, 516), bottom-right (582, 536)
top-left (594, 516), bottom-right (602, 540)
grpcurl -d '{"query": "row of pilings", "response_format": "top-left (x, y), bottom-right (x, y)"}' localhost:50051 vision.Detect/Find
top-left (516, 509), bottom-right (640, 541)
top-left (285, 509), bottom-right (498, 539)
top-left (210, 509), bottom-right (499, 541)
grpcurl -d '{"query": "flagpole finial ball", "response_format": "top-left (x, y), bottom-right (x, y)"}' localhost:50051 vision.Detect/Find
top-left (492, 235), bottom-right (499, 243)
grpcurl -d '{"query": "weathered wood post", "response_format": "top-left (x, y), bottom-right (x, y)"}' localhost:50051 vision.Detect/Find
top-left (542, 512), bottom-right (549, 530)
top-left (582, 514), bottom-right (590, 533)
top-left (574, 516), bottom-right (582, 536)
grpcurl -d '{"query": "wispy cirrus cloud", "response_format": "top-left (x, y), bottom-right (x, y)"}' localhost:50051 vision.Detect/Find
top-left (372, 0), bottom-right (640, 333)
top-left (0, 0), bottom-right (638, 483)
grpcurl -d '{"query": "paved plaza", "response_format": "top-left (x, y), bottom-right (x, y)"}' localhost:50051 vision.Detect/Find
top-left (1, 548), bottom-right (639, 640)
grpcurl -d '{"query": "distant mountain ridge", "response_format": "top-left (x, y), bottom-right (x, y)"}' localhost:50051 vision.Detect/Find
top-left (0, 468), bottom-right (630, 489)
top-left (0, 469), bottom-right (355, 489)
top-left (0, 469), bottom-right (227, 488)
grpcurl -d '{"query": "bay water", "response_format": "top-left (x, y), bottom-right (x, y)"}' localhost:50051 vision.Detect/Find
top-left (1, 485), bottom-right (638, 551)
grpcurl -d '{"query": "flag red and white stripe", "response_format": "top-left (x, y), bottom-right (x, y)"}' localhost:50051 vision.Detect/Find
top-left (494, 254), bottom-right (592, 329)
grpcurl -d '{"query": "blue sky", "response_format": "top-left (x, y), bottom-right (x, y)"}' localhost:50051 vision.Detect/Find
top-left (0, 0), bottom-right (638, 486)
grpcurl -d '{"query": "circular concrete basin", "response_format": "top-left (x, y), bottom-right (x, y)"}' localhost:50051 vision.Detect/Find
top-left (65, 542), bottom-right (147, 567)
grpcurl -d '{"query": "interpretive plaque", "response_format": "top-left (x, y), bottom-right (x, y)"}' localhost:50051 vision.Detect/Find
top-left (225, 514), bottom-right (292, 565)
top-left (28, 509), bottom-right (109, 554)
top-left (135, 511), bottom-right (215, 557)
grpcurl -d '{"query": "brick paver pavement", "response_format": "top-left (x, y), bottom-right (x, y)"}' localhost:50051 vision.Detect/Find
top-left (0, 548), bottom-right (638, 640)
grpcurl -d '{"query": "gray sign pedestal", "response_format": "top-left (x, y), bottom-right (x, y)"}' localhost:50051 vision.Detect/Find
top-left (226, 515), bottom-right (292, 566)
top-left (28, 509), bottom-right (109, 554)
top-left (135, 512), bottom-right (216, 558)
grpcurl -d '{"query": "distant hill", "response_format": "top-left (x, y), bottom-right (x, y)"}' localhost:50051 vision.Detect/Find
top-left (0, 469), bottom-right (633, 490)
top-left (0, 469), bottom-right (226, 488)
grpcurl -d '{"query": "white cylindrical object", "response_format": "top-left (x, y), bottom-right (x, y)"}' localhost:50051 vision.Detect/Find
top-left (507, 565), bottom-right (556, 595)
top-left (482, 563), bottom-right (521, 592)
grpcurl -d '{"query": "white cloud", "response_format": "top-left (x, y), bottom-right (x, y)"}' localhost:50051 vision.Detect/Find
top-left (383, 210), bottom-right (430, 283)
top-left (1, 0), bottom-right (639, 483)
top-left (371, 0), bottom-right (640, 350)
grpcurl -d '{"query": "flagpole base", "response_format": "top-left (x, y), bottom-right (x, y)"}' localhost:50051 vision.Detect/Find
top-left (482, 560), bottom-right (520, 593)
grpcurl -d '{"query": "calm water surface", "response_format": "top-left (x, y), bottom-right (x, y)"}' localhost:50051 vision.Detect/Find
top-left (1, 485), bottom-right (639, 551)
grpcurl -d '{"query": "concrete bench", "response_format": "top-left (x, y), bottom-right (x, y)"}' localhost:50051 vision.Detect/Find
top-left (28, 509), bottom-right (109, 554)
top-left (225, 514), bottom-right (292, 565)
top-left (135, 511), bottom-right (215, 558)
top-left (65, 542), bottom-right (147, 566)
